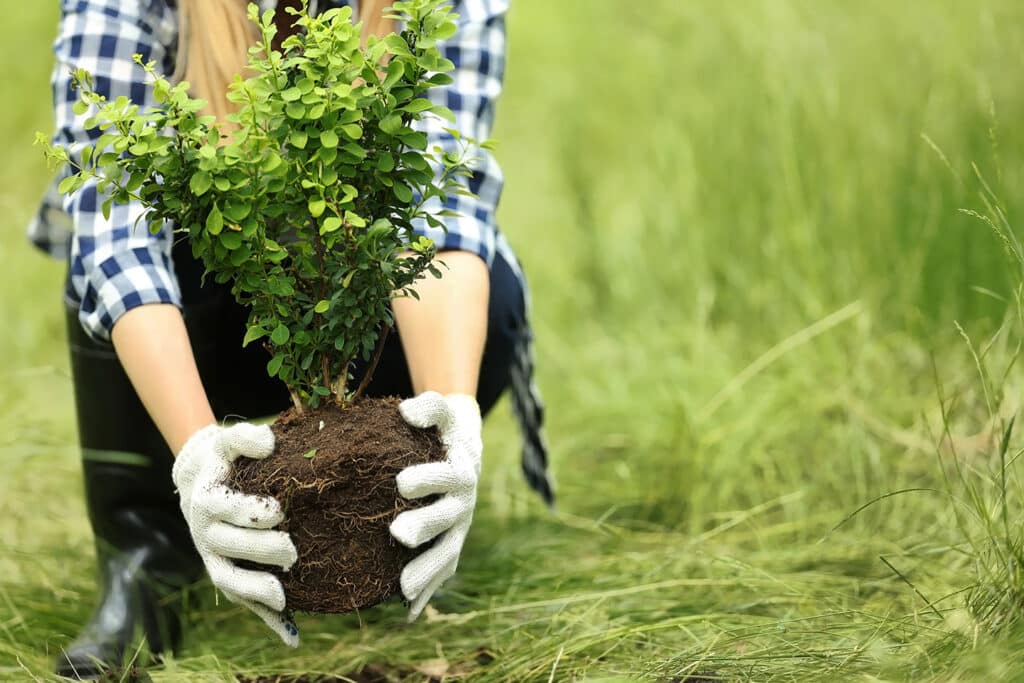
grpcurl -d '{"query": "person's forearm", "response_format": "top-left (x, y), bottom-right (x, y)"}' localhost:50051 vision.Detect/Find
top-left (392, 251), bottom-right (489, 396)
top-left (111, 304), bottom-right (216, 454)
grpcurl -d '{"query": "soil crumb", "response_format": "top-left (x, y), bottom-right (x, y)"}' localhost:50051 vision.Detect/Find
top-left (229, 397), bottom-right (443, 613)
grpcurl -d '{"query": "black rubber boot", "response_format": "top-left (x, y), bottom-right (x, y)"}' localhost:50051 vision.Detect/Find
top-left (56, 252), bottom-right (291, 680)
top-left (56, 304), bottom-right (206, 680)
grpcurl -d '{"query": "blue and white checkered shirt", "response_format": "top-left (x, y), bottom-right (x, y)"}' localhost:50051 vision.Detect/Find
top-left (31, 0), bottom-right (553, 504)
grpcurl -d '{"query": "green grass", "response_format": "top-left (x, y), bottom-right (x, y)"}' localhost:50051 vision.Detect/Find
top-left (5, 1), bottom-right (1024, 680)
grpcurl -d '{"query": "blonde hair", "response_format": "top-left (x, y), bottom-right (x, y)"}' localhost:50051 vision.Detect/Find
top-left (176, 0), bottom-right (394, 124)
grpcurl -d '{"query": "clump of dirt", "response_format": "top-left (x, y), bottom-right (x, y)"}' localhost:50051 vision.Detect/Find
top-left (228, 397), bottom-right (444, 613)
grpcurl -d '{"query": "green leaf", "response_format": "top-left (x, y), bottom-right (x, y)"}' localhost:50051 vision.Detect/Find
top-left (190, 171), bottom-right (213, 196)
top-left (368, 218), bottom-right (392, 238)
top-left (340, 184), bottom-right (358, 202)
top-left (308, 198), bottom-right (326, 218)
top-left (341, 143), bottom-right (366, 160)
top-left (383, 60), bottom-right (405, 89)
top-left (314, 300), bottom-right (330, 314)
top-left (398, 130), bottom-right (428, 149)
top-left (401, 98), bottom-right (434, 113)
top-left (228, 244), bottom-right (252, 266)
top-left (281, 86), bottom-right (302, 102)
top-left (286, 102), bottom-right (306, 119)
top-left (220, 230), bottom-right (243, 250)
top-left (344, 210), bottom-right (366, 228)
top-left (376, 154), bottom-right (395, 172)
top-left (384, 33), bottom-right (413, 57)
top-left (402, 153), bottom-right (429, 171)
top-left (290, 130), bottom-right (308, 149)
top-left (262, 152), bottom-right (283, 172)
top-left (430, 104), bottom-right (456, 122)
top-left (435, 19), bottom-right (458, 41)
top-left (303, 448), bottom-right (317, 459)
top-left (126, 171), bottom-right (146, 193)
top-left (57, 174), bottom-right (84, 195)
top-left (321, 216), bottom-right (343, 233)
top-left (338, 109), bottom-right (361, 124)
top-left (320, 130), bottom-right (338, 148)
top-left (243, 324), bottom-right (267, 346)
top-left (206, 204), bottom-right (223, 235)
top-left (224, 200), bottom-right (252, 221)
top-left (380, 113), bottom-right (403, 135)
top-left (392, 182), bottom-right (413, 203)
top-left (271, 324), bottom-right (290, 345)
top-left (72, 99), bottom-right (90, 116)
top-left (319, 146), bottom-right (338, 164)
top-left (341, 124), bottom-right (363, 139)
top-left (267, 354), bottom-right (284, 377)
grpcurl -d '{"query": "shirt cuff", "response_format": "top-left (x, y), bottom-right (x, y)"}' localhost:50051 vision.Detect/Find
top-left (413, 210), bottom-right (496, 268)
top-left (80, 246), bottom-right (182, 342)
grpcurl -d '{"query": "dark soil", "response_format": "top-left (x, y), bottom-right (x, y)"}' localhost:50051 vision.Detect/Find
top-left (228, 397), bottom-right (444, 613)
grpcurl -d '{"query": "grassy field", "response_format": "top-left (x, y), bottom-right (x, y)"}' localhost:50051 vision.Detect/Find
top-left (5, 0), bottom-right (1024, 680)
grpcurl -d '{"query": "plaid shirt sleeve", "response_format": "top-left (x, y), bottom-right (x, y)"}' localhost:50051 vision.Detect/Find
top-left (53, 0), bottom-right (181, 342)
top-left (409, 0), bottom-right (509, 266)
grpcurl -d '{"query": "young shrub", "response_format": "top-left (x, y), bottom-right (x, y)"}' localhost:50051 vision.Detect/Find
top-left (42, 0), bottom-right (479, 410)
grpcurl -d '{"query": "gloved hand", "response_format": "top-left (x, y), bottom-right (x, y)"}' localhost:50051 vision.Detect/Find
top-left (389, 392), bottom-right (482, 621)
top-left (172, 422), bottom-right (300, 646)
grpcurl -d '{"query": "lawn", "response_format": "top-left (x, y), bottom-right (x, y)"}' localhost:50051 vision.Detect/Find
top-left (4, 1), bottom-right (1024, 680)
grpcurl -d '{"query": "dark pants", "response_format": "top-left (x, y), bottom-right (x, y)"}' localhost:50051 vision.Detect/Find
top-left (176, 240), bottom-right (526, 418)
top-left (67, 241), bottom-right (525, 469)
top-left (65, 241), bottom-right (526, 611)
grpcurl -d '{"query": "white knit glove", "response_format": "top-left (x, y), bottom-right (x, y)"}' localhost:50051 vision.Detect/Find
top-left (389, 392), bottom-right (482, 621)
top-left (172, 423), bottom-right (300, 646)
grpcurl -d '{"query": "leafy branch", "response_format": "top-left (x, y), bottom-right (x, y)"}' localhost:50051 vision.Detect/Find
top-left (40, 0), bottom-right (484, 410)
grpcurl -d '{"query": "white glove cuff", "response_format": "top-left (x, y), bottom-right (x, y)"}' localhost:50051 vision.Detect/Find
top-left (444, 393), bottom-right (481, 428)
top-left (172, 423), bottom-right (220, 485)
top-left (443, 394), bottom-right (482, 475)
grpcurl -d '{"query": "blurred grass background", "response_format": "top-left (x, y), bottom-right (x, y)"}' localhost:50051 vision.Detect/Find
top-left (5, 0), bottom-right (1024, 680)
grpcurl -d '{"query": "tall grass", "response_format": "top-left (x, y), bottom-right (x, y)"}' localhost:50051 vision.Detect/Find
top-left (4, 0), bottom-right (1024, 680)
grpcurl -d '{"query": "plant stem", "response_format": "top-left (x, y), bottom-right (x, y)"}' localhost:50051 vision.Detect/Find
top-left (289, 388), bottom-right (304, 413)
top-left (333, 361), bottom-right (350, 405)
top-left (351, 324), bottom-right (391, 403)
